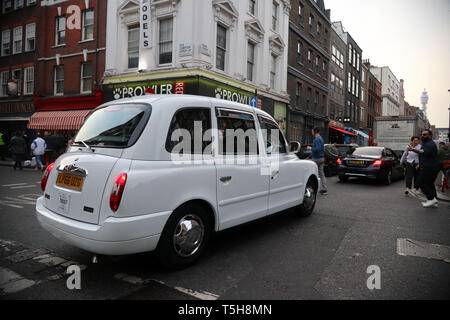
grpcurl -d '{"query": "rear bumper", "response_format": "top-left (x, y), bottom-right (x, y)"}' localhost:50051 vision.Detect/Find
top-left (337, 166), bottom-right (381, 179)
top-left (35, 197), bottom-right (171, 255)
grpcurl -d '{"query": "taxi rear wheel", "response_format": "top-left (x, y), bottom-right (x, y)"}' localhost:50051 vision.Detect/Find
top-left (155, 203), bottom-right (212, 269)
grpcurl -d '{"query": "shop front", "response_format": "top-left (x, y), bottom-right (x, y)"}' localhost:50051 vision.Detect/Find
top-left (102, 75), bottom-right (288, 135)
top-left (329, 120), bottom-right (358, 144)
top-left (0, 98), bottom-right (35, 138)
top-left (27, 90), bottom-right (103, 136)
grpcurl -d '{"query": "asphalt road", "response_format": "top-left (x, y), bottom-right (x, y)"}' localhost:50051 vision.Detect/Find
top-left (0, 165), bottom-right (449, 300)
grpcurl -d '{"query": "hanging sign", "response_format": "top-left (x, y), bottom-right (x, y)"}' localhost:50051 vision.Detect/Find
top-left (140, 0), bottom-right (151, 48)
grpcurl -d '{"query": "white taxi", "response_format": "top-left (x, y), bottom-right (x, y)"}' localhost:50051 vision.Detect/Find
top-left (36, 95), bottom-right (319, 268)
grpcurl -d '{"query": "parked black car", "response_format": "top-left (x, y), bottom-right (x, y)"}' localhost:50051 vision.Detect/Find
top-left (334, 144), bottom-right (359, 157)
top-left (337, 146), bottom-right (404, 185)
top-left (297, 144), bottom-right (341, 177)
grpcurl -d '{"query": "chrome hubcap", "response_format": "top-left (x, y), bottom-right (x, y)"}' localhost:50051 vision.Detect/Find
top-left (173, 215), bottom-right (205, 258)
top-left (303, 185), bottom-right (316, 210)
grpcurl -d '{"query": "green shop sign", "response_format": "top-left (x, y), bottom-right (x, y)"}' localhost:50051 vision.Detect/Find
top-left (103, 76), bottom-right (257, 107)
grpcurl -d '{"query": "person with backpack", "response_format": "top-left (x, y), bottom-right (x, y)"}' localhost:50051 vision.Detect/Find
top-left (31, 132), bottom-right (47, 171)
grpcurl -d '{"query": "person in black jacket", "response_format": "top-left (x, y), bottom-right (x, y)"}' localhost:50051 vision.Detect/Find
top-left (9, 131), bottom-right (27, 170)
top-left (408, 129), bottom-right (439, 208)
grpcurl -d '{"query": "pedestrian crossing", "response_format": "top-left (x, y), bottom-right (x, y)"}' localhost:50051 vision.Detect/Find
top-left (0, 238), bottom-right (219, 300)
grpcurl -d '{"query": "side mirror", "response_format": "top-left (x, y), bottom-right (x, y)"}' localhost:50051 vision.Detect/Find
top-left (289, 141), bottom-right (301, 153)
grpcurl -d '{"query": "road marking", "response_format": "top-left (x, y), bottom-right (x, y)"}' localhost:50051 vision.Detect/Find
top-left (114, 274), bottom-right (220, 300)
top-left (10, 185), bottom-right (37, 190)
top-left (0, 267), bottom-right (36, 295)
top-left (6, 248), bottom-right (50, 263)
top-left (397, 238), bottom-right (450, 263)
top-left (1, 183), bottom-right (27, 187)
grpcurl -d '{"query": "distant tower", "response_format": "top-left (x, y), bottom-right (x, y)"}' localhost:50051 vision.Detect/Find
top-left (421, 89), bottom-right (429, 119)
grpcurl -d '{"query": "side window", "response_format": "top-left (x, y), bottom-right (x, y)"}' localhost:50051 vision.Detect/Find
top-left (166, 108), bottom-right (211, 154)
top-left (259, 116), bottom-right (287, 154)
top-left (386, 149), bottom-right (394, 158)
top-left (216, 108), bottom-right (258, 155)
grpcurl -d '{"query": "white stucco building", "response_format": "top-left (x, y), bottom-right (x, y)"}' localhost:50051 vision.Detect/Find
top-left (102, 0), bottom-right (291, 130)
top-left (370, 66), bottom-right (401, 116)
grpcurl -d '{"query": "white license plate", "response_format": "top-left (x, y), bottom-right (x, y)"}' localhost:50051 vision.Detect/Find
top-left (57, 192), bottom-right (71, 214)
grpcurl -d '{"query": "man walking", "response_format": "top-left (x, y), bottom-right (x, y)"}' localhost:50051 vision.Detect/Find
top-left (31, 132), bottom-right (47, 171)
top-left (308, 127), bottom-right (328, 195)
top-left (408, 129), bottom-right (439, 208)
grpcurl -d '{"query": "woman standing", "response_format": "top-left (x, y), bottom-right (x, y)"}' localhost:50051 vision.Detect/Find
top-left (400, 136), bottom-right (421, 195)
top-left (9, 131), bottom-right (27, 171)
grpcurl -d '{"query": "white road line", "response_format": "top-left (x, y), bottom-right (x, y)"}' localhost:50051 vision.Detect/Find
top-left (2, 183), bottom-right (27, 187)
top-left (397, 238), bottom-right (450, 263)
top-left (114, 274), bottom-right (220, 300)
top-left (0, 201), bottom-right (23, 209)
top-left (10, 185), bottom-right (37, 190)
top-left (0, 267), bottom-right (36, 295)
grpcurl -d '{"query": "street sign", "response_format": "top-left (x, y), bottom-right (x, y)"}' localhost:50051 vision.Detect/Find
top-left (250, 97), bottom-right (257, 108)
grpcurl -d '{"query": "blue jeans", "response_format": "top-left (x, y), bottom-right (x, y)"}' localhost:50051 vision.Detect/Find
top-left (35, 154), bottom-right (43, 168)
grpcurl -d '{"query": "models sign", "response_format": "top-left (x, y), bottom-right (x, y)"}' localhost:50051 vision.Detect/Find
top-left (140, 0), bottom-right (150, 48)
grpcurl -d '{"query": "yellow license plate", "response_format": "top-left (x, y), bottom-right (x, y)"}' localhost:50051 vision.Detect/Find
top-left (56, 173), bottom-right (84, 191)
top-left (350, 160), bottom-right (365, 165)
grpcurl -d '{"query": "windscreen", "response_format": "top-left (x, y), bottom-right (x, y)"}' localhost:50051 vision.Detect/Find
top-left (352, 147), bottom-right (383, 157)
top-left (74, 104), bottom-right (151, 148)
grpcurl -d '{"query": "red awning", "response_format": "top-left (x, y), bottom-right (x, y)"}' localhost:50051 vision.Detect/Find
top-left (329, 126), bottom-right (357, 136)
top-left (27, 110), bottom-right (92, 130)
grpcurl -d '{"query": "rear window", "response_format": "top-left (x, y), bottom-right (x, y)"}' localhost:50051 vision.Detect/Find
top-left (352, 147), bottom-right (383, 157)
top-left (74, 104), bottom-right (151, 148)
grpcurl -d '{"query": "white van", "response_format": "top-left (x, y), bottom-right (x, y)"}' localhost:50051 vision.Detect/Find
top-left (36, 95), bottom-right (319, 268)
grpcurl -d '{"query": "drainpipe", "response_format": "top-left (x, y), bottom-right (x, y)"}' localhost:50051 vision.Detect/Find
top-left (94, 0), bottom-right (100, 91)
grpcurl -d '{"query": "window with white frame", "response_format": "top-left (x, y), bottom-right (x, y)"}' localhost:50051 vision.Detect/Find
top-left (14, 0), bottom-right (23, 9)
top-left (159, 18), bottom-right (173, 65)
top-left (25, 23), bottom-right (35, 51)
top-left (348, 44), bottom-right (352, 64)
top-left (13, 26), bottom-right (22, 54)
top-left (247, 42), bottom-right (255, 81)
top-left (1, 30), bottom-right (10, 56)
top-left (12, 69), bottom-right (21, 95)
top-left (216, 24), bottom-right (227, 71)
top-left (81, 62), bottom-right (92, 93)
top-left (0, 71), bottom-right (8, 97)
top-left (3, 0), bottom-right (12, 13)
top-left (270, 54), bottom-right (276, 89)
top-left (55, 16), bottom-right (66, 45)
top-left (347, 72), bottom-right (351, 93)
top-left (82, 9), bottom-right (94, 41)
top-left (356, 79), bottom-right (359, 98)
top-left (24, 66), bottom-right (33, 94)
top-left (272, 1), bottom-right (278, 31)
top-left (127, 24), bottom-right (139, 69)
top-left (249, 0), bottom-right (256, 15)
top-left (54, 66), bottom-right (64, 95)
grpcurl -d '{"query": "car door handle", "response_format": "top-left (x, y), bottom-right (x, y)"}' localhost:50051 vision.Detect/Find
top-left (220, 176), bottom-right (232, 183)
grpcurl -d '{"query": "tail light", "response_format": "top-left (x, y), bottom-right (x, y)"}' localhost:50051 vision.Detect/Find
top-left (41, 163), bottom-right (54, 192)
top-left (373, 160), bottom-right (383, 166)
top-left (337, 158), bottom-right (342, 165)
top-left (110, 173), bottom-right (127, 212)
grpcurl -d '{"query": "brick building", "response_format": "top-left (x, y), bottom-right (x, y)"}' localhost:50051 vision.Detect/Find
top-left (0, 0), bottom-right (39, 136)
top-left (332, 21), bottom-right (362, 134)
top-left (287, 0), bottom-right (331, 145)
top-left (27, 0), bottom-right (107, 134)
top-left (360, 60), bottom-right (369, 129)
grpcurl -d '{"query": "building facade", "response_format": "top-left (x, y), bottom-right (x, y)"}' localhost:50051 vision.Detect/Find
top-left (27, 0), bottom-right (107, 134)
top-left (103, 0), bottom-right (291, 134)
top-left (360, 60), bottom-right (369, 129)
top-left (370, 66), bottom-right (401, 116)
top-left (287, 0), bottom-right (331, 145)
top-left (0, 0), bottom-right (39, 137)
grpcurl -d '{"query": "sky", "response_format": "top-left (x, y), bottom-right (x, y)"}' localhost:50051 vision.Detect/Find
top-left (325, 0), bottom-right (450, 128)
